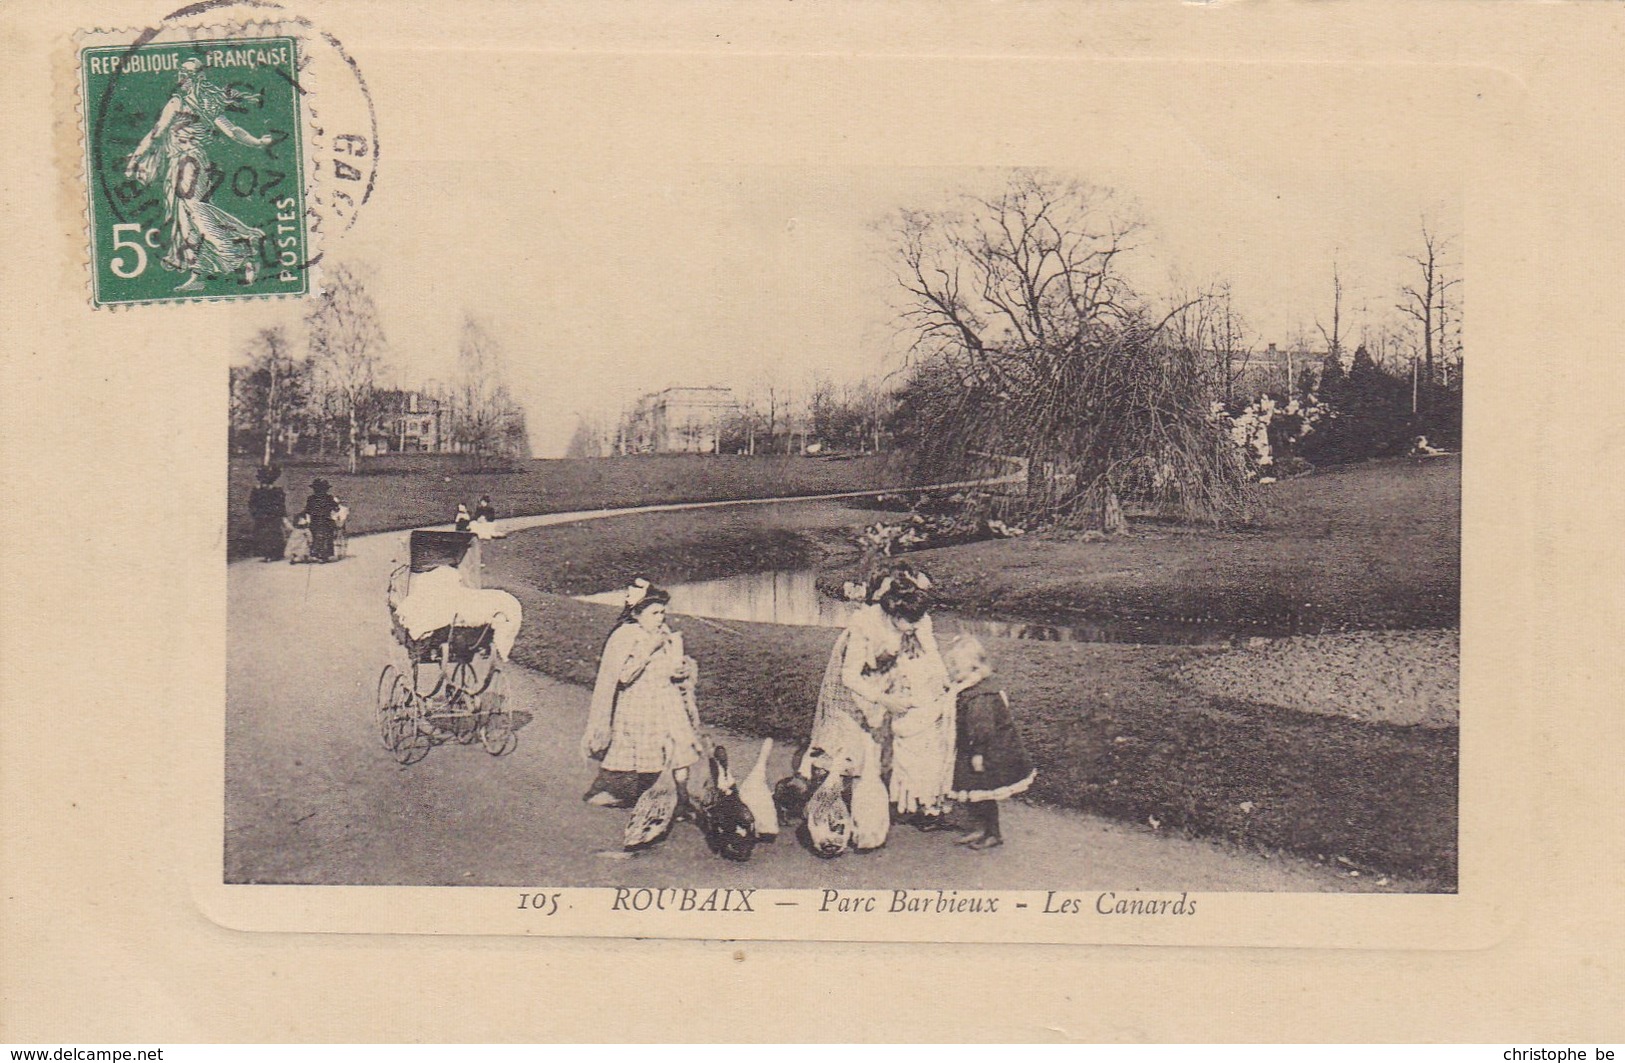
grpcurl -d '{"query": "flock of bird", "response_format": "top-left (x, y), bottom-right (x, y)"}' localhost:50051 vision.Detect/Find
top-left (621, 736), bottom-right (890, 862)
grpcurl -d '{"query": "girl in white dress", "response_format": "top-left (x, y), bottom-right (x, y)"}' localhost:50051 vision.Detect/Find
top-left (808, 565), bottom-right (955, 832)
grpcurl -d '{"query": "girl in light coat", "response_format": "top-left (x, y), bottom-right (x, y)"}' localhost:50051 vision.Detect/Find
top-left (580, 580), bottom-right (704, 809)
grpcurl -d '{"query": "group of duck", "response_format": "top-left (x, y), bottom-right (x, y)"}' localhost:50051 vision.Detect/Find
top-left (621, 738), bottom-right (889, 862)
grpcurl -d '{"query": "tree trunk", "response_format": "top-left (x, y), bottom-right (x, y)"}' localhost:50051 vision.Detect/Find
top-left (1102, 488), bottom-right (1125, 534)
top-left (262, 361), bottom-right (278, 466)
top-left (348, 407), bottom-right (360, 474)
top-left (1422, 300), bottom-right (1434, 409)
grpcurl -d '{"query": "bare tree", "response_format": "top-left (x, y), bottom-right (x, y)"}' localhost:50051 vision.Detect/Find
top-left (1168, 280), bottom-right (1252, 403)
top-left (565, 412), bottom-right (612, 458)
top-left (230, 326), bottom-right (309, 464)
top-left (453, 316), bottom-right (501, 455)
top-left (452, 315), bottom-right (530, 464)
top-left (307, 264), bottom-right (388, 473)
top-left (1316, 258), bottom-right (1345, 363)
top-left (1397, 222), bottom-right (1461, 397)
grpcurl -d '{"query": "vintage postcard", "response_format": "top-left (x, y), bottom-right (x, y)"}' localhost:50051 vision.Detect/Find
top-left (5, 0), bottom-right (1623, 1042)
top-left (66, 1), bottom-right (1492, 944)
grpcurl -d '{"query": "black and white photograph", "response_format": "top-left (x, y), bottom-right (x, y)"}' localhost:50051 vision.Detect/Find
top-left (224, 158), bottom-right (1461, 901)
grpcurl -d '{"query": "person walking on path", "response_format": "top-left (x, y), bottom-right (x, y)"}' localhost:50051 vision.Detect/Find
top-left (248, 465), bottom-right (287, 562)
top-left (579, 579), bottom-right (705, 811)
top-left (303, 478), bottom-right (341, 563)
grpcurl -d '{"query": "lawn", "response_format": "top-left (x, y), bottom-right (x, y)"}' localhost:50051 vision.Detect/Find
top-left (225, 451), bottom-right (908, 560)
top-left (913, 456), bottom-right (1461, 635)
top-left (483, 460), bottom-right (1461, 888)
top-left (481, 501), bottom-right (865, 596)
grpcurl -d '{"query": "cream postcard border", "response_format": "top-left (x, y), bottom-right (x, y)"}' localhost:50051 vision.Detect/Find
top-left (10, 0), bottom-right (1615, 1041)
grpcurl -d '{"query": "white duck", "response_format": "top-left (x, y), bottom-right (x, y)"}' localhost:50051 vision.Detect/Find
top-left (739, 738), bottom-right (779, 841)
top-left (849, 736), bottom-right (890, 851)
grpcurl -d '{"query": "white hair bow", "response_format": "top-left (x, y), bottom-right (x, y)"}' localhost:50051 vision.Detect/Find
top-left (625, 577), bottom-right (652, 608)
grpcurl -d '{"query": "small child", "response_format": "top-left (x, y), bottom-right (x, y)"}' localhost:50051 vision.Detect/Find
top-left (944, 636), bottom-right (1034, 851)
top-left (283, 514), bottom-right (313, 564)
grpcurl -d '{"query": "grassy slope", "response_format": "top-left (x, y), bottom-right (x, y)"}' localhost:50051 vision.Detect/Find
top-left (917, 457), bottom-right (1461, 634)
top-left (484, 462), bottom-right (1460, 887)
top-left (483, 502), bottom-right (861, 596)
top-left (226, 452), bottom-right (907, 560)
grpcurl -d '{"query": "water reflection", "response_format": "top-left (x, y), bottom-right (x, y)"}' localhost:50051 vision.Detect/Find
top-left (579, 569), bottom-right (851, 628)
top-left (576, 568), bottom-right (1232, 645)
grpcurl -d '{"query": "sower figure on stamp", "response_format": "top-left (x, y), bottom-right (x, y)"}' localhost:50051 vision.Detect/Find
top-left (123, 58), bottom-right (275, 292)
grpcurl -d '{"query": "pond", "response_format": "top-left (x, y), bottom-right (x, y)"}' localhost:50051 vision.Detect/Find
top-left (577, 568), bottom-right (1235, 646)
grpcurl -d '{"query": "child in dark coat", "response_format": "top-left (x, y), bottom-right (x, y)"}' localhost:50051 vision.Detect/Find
top-left (945, 637), bottom-right (1034, 851)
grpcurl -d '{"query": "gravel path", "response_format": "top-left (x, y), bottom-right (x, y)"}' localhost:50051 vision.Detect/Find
top-left (226, 500), bottom-right (1401, 891)
top-left (1176, 630), bottom-right (1459, 729)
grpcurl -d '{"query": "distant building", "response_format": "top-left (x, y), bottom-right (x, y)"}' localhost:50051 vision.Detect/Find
top-left (367, 390), bottom-right (449, 454)
top-left (1223, 343), bottom-right (1336, 397)
top-left (619, 386), bottom-right (738, 454)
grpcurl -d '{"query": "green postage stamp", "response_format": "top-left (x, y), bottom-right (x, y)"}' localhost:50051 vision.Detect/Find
top-left (80, 35), bottom-right (310, 307)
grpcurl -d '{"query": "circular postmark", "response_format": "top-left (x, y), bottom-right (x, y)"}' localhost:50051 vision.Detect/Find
top-left (80, 0), bottom-right (379, 305)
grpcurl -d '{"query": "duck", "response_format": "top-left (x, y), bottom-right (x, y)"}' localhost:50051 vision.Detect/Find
top-left (622, 770), bottom-right (679, 851)
top-left (801, 768), bottom-right (851, 859)
top-left (738, 738), bottom-right (779, 841)
top-left (849, 737), bottom-right (890, 851)
top-left (698, 745), bottom-right (757, 862)
top-left (773, 745), bottom-right (817, 829)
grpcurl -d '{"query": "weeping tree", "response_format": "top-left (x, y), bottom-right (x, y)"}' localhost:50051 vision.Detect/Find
top-left (888, 170), bottom-right (1257, 528)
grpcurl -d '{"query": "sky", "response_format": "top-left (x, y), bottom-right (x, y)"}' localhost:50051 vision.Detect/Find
top-left (225, 53), bottom-right (1463, 458)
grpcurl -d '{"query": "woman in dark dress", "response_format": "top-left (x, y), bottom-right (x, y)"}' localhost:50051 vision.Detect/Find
top-left (303, 478), bottom-right (341, 563)
top-left (247, 466), bottom-right (287, 562)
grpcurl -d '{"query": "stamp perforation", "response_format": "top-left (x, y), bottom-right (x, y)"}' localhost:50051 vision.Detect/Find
top-left (74, 17), bottom-right (330, 309)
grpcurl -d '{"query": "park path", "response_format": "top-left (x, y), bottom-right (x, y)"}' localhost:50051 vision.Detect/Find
top-left (226, 493), bottom-right (1382, 891)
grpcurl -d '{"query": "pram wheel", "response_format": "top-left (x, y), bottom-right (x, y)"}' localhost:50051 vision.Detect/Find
top-left (376, 665), bottom-right (403, 750)
top-left (478, 667), bottom-right (516, 757)
top-left (378, 665), bottom-right (430, 765)
top-left (442, 660), bottom-right (484, 744)
top-left (390, 706), bottom-right (432, 765)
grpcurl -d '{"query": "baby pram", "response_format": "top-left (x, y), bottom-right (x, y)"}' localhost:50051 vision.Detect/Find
top-left (376, 530), bottom-right (519, 764)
